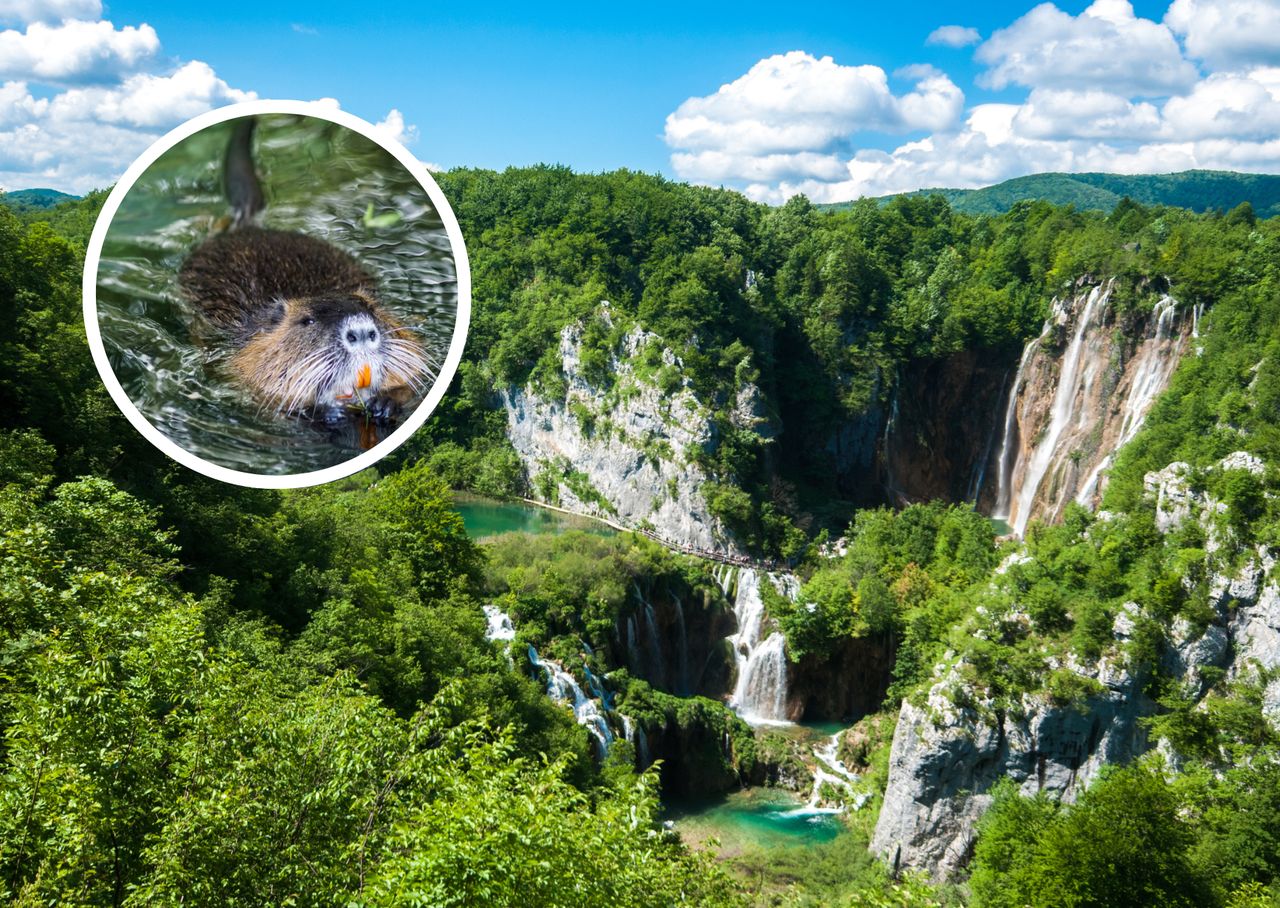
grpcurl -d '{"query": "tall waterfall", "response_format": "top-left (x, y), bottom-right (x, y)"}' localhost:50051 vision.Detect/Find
top-left (726, 568), bottom-right (794, 724)
top-left (990, 282), bottom-right (1192, 536)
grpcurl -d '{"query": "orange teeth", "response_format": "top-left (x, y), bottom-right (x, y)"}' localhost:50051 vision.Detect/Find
top-left (356, 363), bottom-right (372, 389)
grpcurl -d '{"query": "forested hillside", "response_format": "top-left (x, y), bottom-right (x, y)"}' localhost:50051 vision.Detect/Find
top-left (4, 167), bottom-right (1280, 905)
top-left (824, 169), bottom-right (1280, 218)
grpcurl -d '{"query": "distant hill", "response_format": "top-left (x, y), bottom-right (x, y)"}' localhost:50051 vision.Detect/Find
top-left (1, 188), bottom-right (80, 216)
top-left (821, 170), bottom-right (1280, 218)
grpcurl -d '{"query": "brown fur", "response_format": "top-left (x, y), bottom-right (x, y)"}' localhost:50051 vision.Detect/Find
top-left (179, 227), bottom-right (427, 413)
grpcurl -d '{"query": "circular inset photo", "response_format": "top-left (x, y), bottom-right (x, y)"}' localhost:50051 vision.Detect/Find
top-left (84, 101), bottom-right (469, 488)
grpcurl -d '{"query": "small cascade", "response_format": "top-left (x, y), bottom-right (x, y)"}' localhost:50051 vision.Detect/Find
top-left (881, 389), bottom-right (904, 503)
top-left (672, 594), bottom-right (690, 694)
top-left (968, 370), bottom-right (1009, 505)
top-left (528, 645), bottom-right (614, 754)
top-left (642, 599), bottom-right (666, 684)
top-left (482, 605), bottom-right (516, 643)
top-left (726, 569), bottom-right (793, 724)
top-left (992, 341), bottom-right (1039, 520)
top-left (783, 731), bottom-right (862, 818)
top-left (621, 714), bottom-right (651, 767)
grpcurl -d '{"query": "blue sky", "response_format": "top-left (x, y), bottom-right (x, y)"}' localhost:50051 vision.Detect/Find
top-left (2, 0), bottom-right (1279, 201)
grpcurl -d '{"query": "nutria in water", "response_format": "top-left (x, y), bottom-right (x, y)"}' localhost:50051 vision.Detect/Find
top-left (178, 117), bottom-right (431, 423)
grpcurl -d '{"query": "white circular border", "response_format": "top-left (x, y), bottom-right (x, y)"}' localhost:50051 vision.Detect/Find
top-left (82, 99), bottom-right (471, 489)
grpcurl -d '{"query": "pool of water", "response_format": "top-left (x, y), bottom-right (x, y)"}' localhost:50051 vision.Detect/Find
top-left (988, 516), bottom-right (1013, 536)
top-left (454, 495), bottom-right (617, 539)
top-left (95, 113), bottom-right (458, 475)
top-left (666, 789), bottom-right (843, 854)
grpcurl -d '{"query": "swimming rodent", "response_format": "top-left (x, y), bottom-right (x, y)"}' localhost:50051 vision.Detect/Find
top-left (178, 117), bottom-right (431, 423)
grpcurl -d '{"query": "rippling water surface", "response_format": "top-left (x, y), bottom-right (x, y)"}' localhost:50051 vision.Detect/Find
top-left (96, 114), bottom-right (458, 475)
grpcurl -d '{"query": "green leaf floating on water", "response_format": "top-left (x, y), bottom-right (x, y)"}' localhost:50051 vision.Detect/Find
top-left (362, 203), bottom-right (401, 229)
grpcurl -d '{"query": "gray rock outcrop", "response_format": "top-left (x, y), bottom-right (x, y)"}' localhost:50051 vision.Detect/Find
top-left (501, 308), bottom-right (773, 555)
top-left (872, 451), bottom-right (1279, 880)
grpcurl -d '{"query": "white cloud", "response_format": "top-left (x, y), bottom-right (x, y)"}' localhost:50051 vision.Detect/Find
top-left (977, 0), bottom-right (1197, 96)
top-left (1012, 88), bottom-right (1162, 140)
top-left (373, 108), bottom-right (419, 145)
top-left (0, 1), bottom-right (275, 192)
top-left (0, 0), bottom-right (99, 24)
top-left (664, 51), bottom-right (963, 160)
top-left (665, 1), bottom-right (1280, 205)
top-left (926, 25), bottom-right (981, 47)
top-left (48, 61), bottom-right (254, 127)
top-left (0, 63), bottom-right (256, 191)
top-left (0, 18), bottom-right (158, 83)
top-left (1166, 0), bottom-right (1280, 68)
top-left (1162, 68), bottom-right (1280, 139)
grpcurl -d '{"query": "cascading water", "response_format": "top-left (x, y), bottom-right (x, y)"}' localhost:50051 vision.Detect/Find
top-left (1075, 294), bottom-right (1186, 506)
top-left (993, 341), bottom-right (1040, 521)
top-left (726, 568), bottom-right (794, 724)
top-left (482, 605), bottom-right (516, 643)
top-left (528, 645), bottom-right (614, 755)
top-left (990, 282), bottom-right (1193, 535)
top-left (1007, 282), bottom-right (1109, 536)
top-left (642, 599), bottom-right (666, 684)
top-left (621, 714), bottom-right (651, 767)
top-left (672, 594), bottom-right (690, 694)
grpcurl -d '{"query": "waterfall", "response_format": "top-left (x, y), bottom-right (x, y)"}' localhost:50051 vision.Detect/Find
top-left (992, 341), bottom-right (1039, 520)
top-left (642, 599), bottom-right (666, 685)
top-left (482, 605), bottom-right (516, 643)
top-left (528, 645), bottom-right (614, 754)
top-left (968, 369), bottom-right (1009, 505)
top-left (672, 594), bottom-right (690, 694)
top-left (991, 282), bottom-right (1192, 534)
top-left (781, 731), bottom-right (863, 817)
top-left (881, 389), bottom-right (903, 502)
top-left (1007, 283), bottom-right (1109, 536)
top-left (1074, 294), bottom-right (1185, 508)
top-left (621, 714), bottom-right (651, 767)
top-left (727, 569), bottom-right (793, 724)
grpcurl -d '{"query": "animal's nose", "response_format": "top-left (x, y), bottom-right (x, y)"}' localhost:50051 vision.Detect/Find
top-left (345, 327), bottom-right (378, 344)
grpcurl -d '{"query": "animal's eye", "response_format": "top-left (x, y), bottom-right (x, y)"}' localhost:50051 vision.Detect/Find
top-left (299, 317), bottom-right (315, 327)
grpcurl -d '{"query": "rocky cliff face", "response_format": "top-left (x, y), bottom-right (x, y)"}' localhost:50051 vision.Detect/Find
top-left (501, 308), bottom-right (772, 555)
top-left (790, 635), bottom-right (897, 722)
top-left (870, 635), bottom-right (1153, 877)
top-left (612, 585), bottom-right (736, 699)
top-left (871, 450), bottom-right (1276, 880)
top-left (880, 350), bottom-right (1010, 507)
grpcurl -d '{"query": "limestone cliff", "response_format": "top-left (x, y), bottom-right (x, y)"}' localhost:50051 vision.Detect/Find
top-left (500, 308), bottom-right (774, 555)
top-left (871, 451), bottom-right (1277, 880)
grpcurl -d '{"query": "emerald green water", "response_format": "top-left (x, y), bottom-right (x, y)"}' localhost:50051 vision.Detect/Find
top-left (989, 516), bottom-right (1013, 536)
top-left (667, 789), bottom-right (843, 853)
top-left (454, 495), bottom-right (616, 539)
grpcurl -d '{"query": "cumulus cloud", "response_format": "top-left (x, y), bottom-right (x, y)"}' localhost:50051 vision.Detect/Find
top-left (373, 108), bottom-right (419, 145)
top-left (977, 0), bottom-right (1197, 96)
top-left (665, 0), bottom-right (1280, 204)
top-left (1166, 0), bottom-right (1280, 68)
top-left (0, 7), bottom-right (259, 192)
top-left (665, 51), bottom-right (963, 160)
top-left (926, 25), bottom-right (981, 47)
top-left (0, 0), bottom-right (100, 24)
top-left (0, 18), bottom-right (159, 83)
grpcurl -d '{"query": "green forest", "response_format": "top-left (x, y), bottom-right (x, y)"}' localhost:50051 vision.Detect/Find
top-left (4, 167), bottom-right (1280, 906)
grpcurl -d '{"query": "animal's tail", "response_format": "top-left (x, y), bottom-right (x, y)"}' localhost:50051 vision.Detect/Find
top-left (223, 116), bottom-right (264, 226)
